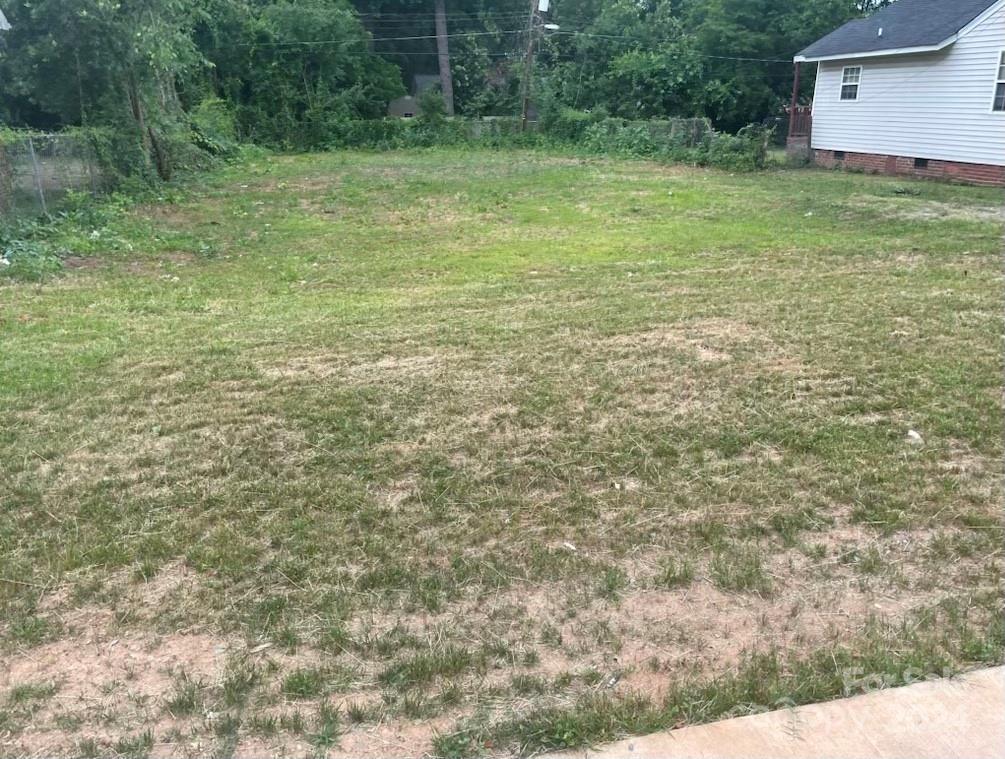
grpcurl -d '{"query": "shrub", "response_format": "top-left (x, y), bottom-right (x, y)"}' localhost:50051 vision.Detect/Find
top-left (540, 107), bottom-right (600, 142)
top-left (706, 124), bottom-right (772, 171)
top-left (315, 112), bottom-right (768, 172)
top-left (191, 98), bottom-right (240, 157)
top-left (325, 118), bottom-right (472, 150)
top-left (0, 226), bottom-right (62, 281)
top-left (154, 128), bottom-right (219, 180)
top-left (562, 117), bottom-right (769, 171)
top-left (51, 126), bottom-right (164, 188)
top-left (576, 117), bottom-right (712, 156)
top-left (582, 120), bottom-right (659, 157)
top-left (416, 89), bottom-right (448, 128)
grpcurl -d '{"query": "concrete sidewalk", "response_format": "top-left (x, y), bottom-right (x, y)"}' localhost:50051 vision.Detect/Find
top-left (553, 666), bottom-right (1004, 759)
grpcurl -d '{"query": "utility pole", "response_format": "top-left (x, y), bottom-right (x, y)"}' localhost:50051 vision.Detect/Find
top-left (434, 0), bottom-right (455, 116)
top-left (519, 0), bottom-right (539, 132)
top-left (788, 61), bottom-right (801, 138)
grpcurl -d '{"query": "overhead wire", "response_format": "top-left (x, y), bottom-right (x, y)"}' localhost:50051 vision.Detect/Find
top-left (547, 30), bottom-right (792, 63)
top-left (224, 29), bottom-right (526, 49)
top-left (220, 17), bottom-right (797, 76)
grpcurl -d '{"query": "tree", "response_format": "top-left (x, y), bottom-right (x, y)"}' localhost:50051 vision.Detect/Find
top-left (0, 0), bottom-right (202, 177)
top-left (193, 0), bottom-right (403, 147)
top-left (682, 0), bottom-right (887, 131)
top-left (434, 0), bottom-right (454, 115)
top-left (538, 0), bottom-right (704, 120)
top-left (0, 0), bottom-right (902, 153)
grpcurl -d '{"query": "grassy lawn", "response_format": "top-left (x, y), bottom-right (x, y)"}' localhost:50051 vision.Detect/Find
top-left (1, 149), bottom-right (1003, 757)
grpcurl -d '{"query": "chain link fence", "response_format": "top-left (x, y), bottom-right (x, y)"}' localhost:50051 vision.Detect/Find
top-left (0, 133), bottom-right (105, 220)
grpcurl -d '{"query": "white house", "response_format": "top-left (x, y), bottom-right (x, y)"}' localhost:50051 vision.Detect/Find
top-left (789, 0), bottom-right (1005, 186)
top-left (0, 9), bottom-right (11, 32)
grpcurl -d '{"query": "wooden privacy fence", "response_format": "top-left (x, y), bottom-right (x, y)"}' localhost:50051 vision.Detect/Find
top-left (787, 105), bottom-right (812, 138)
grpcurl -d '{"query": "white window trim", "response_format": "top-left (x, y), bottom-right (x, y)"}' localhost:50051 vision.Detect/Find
top-left (992, 49), bottom-right (1005, 114)
top-left (839, 66), bottom-right (862, 101)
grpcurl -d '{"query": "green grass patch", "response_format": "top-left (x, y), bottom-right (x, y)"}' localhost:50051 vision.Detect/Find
top-left (1, 148), bottom-right (1001, 755)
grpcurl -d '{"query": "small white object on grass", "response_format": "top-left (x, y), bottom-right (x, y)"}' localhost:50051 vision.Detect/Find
top-left (562, 542), bottom-right (577, 552)
top-left (907, 429), bottom-right (924, 445)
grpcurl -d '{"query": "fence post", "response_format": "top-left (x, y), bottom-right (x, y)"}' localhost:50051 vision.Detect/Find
top-left (27, 137), bottom-right (49, 218)
top-left (0, 143), bottom-right (11, 217)
top-left (86, 140), bottom-right (99, 195)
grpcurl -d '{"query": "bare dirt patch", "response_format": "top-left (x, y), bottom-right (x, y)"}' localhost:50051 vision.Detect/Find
top-left (62, 256), bottom-right (105, 270)
top-left (2, 508), bottom-right (995, 758)
top-left (1, 623), bottom-right (232, 756)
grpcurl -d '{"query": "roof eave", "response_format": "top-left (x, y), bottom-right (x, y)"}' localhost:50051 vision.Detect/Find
top-left (794, 35), bottom-right (957, 63)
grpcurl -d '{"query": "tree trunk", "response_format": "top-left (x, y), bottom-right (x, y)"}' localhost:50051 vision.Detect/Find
top-left (127, 75), bottom-right (152, 157)
top-left (127, 75), bottom-right (171, 181)
top-left (434, 0), bottom-right (455, 115)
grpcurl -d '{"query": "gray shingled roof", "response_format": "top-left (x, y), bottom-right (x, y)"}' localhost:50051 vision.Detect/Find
top-left (796, 0), bottom-right (1000, 61)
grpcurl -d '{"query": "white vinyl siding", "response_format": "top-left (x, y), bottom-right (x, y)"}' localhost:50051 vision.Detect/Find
top-left (810, 2), bottom-right (1005, 166)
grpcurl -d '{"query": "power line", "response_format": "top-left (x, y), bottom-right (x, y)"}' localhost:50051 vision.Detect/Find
top-left (550, 30), bottom-right (791, 62)
top-left (359, 16), bottom-right (530, 28)
top-left (359, 12), bottom-right (530, 19)
top-left (355, 11), bottom-right (530, 19)
top-left (369, 49), bottom-right (520, 58)
top-left (359, 46), bottom-right (795, 74)
top-left (220, 23), bottom-right (794, 69)
top-left (224, 29), bottom-right (525, 49)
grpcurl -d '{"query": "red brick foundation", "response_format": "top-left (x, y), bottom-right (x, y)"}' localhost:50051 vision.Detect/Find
top-left (814, 149), bottom-right (1005, 187)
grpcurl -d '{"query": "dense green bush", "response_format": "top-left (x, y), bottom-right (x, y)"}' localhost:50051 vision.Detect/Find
top-left (76, 128), bottom-right (154, 187)
top-left (316, 111), bottom-right (768, 172)
top-left (317, 113), bottom-right (769, 171)
top-left (0, 219), bottom-right (62, 281)
top-left (539, 108), bottom-right (602, 143)
top-left (191, 99), bottom-right (241, 158)
top-left (572, 117), bottom-right (769, 171)
top-left (582, 120), bottom-right (660, 157)
top-left (705, 125), bottom-right (773, 171)
top-left (325, 117), bottom-right (506, 151)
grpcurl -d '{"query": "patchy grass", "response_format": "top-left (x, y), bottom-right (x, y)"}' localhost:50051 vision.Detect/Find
top-left (281, 667), bottom-right (327, 700)
top-left (710, 543), bottom-right (772, 594)
top-left (165, 672), bottom-right (204, 716)
top-left (1, 149), bottom-right (1002, 757)
top-left (435, 602), bottom-right (1005, 757)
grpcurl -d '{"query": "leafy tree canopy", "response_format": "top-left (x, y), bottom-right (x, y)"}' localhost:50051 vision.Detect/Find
top-left (0, 0), bottom-right (894, 149)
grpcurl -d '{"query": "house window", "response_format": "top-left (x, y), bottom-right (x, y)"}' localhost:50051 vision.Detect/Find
top-left (914, 158), bottom-right (929, 169)
top-left (834, 151), bottom-right (846, 160)
top-left (841, 66), bottom-right (862, 100)
top-left (994, 52), bottom-right (1005, 112)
